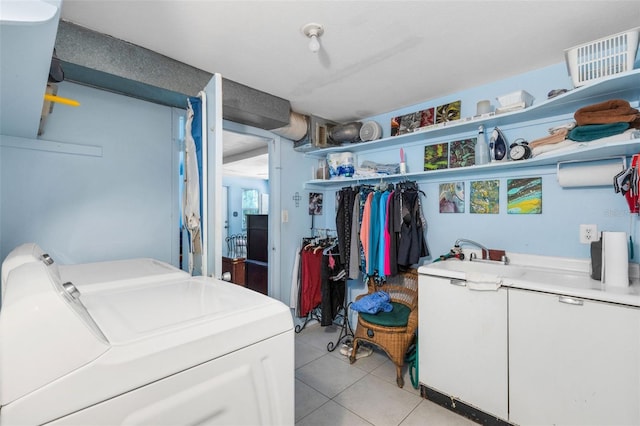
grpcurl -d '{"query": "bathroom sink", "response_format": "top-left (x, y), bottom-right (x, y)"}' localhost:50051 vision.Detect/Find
top-left (421, 260), bottom-right (525, 281)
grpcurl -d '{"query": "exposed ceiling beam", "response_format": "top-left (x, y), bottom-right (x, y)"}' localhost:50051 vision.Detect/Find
top-left (223, 146), bottom-right (269, 164)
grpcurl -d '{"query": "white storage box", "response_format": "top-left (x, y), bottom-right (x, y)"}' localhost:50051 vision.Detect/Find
top-left (496, 90), bottom-right (534, 108)
top-left (565, 27), bottom-right (640, 87)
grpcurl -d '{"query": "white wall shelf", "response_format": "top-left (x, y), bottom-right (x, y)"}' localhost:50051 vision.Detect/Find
top-left (304, 69), bottom-right (640, 189)
top-left (304, 138), bottom-right (640, 189)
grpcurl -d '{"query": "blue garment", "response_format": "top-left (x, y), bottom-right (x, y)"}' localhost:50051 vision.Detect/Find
top-left (188, 96), bottom-right (203, 220)
top-left (351, 291), bottom-right (393, 314)
top-left (378, 192), bottom-right (390, 276)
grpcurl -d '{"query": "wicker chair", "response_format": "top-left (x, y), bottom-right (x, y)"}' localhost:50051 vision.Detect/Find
top-left (349, 269), bottom-right (418, 388)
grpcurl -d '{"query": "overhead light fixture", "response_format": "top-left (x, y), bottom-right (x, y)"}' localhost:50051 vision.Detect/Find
top-left (301, 23), bottom-right (324, 53)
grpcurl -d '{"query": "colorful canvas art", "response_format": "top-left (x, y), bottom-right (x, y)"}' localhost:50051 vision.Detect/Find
top-left (391, 107), bottom-right (435, 136)
top-left (424, 143), bottom-right (449, 171)
top-left (436, 100), bottom-right (461, 123)
top-left (507, 178), bottom-right (542, 214)
top-left (470, 180), bottom-right (500, 214)
top-left (309, 193), bottom-right (323, 215)
top-left (439, 182), bottom-right (465, 213)
top-left (449, 138), bottom-right (476, 168)
top-left (419, 108), bottom-right (435, 127)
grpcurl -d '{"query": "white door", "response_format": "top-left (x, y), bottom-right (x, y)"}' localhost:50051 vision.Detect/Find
top-left (203, 74), bottom-right (223, 278)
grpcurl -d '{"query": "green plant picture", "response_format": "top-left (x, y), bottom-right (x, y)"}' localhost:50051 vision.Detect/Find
top-left (507, 177), bottom-right (542, 214)
top-left (424, 143), bottom-right (449, 171)
top-left (449, 138), bottom-right (476, 168)
top-left (470, 180), bottom-right (500, 214)
top-left (436, 100), bottom-right (461, 123)
top-left (439, 182), bottom-right (465, 213)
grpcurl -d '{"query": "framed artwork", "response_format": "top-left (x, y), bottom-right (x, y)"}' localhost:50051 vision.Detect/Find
top-left (449, 138), bottom-right (476, 168)
top-left (391, 112), bottom-right (419, 136)
top-left (436, 100), bottom-right (461, 123)
top-left (507, 177), bottom-right (542, 214)
top-left (424, 143), bottom-right (449, 171)
top-left (309, 192), bottom-right (323, 215)
top-left (470, 180), bottom-right (500, 214)
top-left (391, 107), bottom-right (435, 136)
top-left (439, 182), bottom-right (465, 213)
top-left (419, 107), bottom-right (435, 127)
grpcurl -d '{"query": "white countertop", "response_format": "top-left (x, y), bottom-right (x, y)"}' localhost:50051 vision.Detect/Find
top-left (418, 251), bottom-right (640, 308)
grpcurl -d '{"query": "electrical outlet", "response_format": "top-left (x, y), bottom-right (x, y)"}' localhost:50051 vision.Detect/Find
top-left (579, 224), bottom-right (598, 244)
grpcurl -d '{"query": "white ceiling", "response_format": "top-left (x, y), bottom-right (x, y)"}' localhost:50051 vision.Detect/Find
top-left (60, 1), bottom-right (640, 178)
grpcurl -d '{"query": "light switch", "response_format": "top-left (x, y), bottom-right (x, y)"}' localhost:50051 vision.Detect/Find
top-left (281, 209), bottom-right (289, 223)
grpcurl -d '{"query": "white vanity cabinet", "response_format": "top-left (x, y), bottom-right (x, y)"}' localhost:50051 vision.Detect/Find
top-left (419, 275), bottom-right (509, 421)
top-left (509, 288), bottom-right (640, 426)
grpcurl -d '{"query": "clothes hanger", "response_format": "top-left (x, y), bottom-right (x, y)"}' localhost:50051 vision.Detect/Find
top-left (322, 239), bottom-right (339, 255)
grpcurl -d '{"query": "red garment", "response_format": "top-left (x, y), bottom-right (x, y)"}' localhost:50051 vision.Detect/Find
top-left (300, 247), bottom-right (323, 317)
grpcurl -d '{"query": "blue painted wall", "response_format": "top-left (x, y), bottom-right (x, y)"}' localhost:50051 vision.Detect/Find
top-left (0, 81), bottom-right (182, 264)
top-left (307, 63), bottom-right (638, 267)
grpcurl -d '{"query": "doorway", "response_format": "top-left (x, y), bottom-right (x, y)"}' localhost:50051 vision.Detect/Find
top-left (221, 129), bottom-right (271, 293)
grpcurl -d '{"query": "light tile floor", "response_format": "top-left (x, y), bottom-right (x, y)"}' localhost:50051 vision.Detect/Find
top-left (294, 323), bottom-right (478, 426)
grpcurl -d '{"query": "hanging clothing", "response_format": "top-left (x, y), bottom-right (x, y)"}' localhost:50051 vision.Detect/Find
top-left (348, 192), bottom-right (360, 279)
top-left (368, 191), bottom-right (381, 275)
top-left (300, 246), bottom-right (323, 317)
top-left (378, 191), bottom-right (390, 276)
top-left (335, 187), bottom-right (355, 276)
top-left (320, 245), bottom-right (345, 326)
top-left (397, 189), bottom-right (429, 266)
top-left (360, 191), bottom-right (374, 273)
top-left (337, 181), bottom-right (428, 279)
top-left (289, 245), bottom-right (301, 316)
top-left (386, 191), bottom-right (400, 276)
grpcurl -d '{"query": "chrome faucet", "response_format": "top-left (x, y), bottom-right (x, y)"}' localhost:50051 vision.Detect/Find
top-left (454, 238), bottom-right (490, 260)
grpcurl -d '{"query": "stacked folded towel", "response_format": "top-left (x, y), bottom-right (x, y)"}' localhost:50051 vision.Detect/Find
top-left (355, 160), bottom-right (400, 178)
top-left (570, 99), bottom-right (640, 142)
top-left (530, 124), bottom-right (573, 156)
top-left (574, 99), bottom-right (640, 127)
top-left (569, 122), bottom-right (631, 142)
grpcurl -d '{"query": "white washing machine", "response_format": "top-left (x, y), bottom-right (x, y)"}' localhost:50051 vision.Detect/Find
top-left (1, 243), bottom-right (189, 298)
top-left (0, 244), bottom-right (294, 425)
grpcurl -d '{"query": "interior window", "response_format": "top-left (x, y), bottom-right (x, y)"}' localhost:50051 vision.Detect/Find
top-left (242, 189), bottom-right (259, 229)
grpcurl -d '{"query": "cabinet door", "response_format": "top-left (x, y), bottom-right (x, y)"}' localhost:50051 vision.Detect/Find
top-left (509, 289), bottom-right (640, 426)
top-left (247, 214), bottom-right (268, 262)
top-left (419, 275), bottom-right (508, 420)
top-left (245, 260), bottom-right (268, 295)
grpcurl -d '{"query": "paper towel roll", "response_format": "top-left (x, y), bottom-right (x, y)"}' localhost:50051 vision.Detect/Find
top-left (601, 231), bottom-right (629, 288)
top-left (557, 159), bottom-right (624, 188)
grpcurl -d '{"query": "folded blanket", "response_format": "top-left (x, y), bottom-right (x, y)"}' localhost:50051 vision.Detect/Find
top-left (532, 139), bottom-right (577, 157)
top-left (574, 99), bottom-right (640, 127)
top-left (569, 122), bottom-right (630, 142)
top-left (351, 291), bottom-right (393, 314)
top-left (530, 127), bottom-right (569, 149)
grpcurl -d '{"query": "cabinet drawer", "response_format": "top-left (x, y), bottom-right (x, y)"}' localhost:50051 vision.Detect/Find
top-left (509, 288), bottom-right (640, 425)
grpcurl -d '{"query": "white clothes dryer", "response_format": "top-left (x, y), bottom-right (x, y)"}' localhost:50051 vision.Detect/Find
top-left (0, 245), bottom-right (294, 425)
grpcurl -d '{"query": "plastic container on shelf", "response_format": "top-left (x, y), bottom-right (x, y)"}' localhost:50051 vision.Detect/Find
top-left (327, 152), bottom-right (355, 178)
top-left (496, 90), bottom-right (535, 108)
top-left (565, 27), bottom-right (640, 87)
